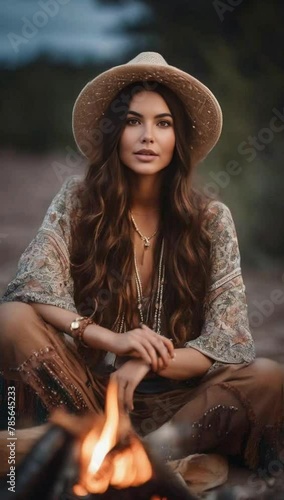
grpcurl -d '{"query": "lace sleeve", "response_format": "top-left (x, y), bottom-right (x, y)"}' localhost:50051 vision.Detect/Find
top-left (0, 176), bottom-right (82, 312)
top-left (184, 201), bottom-right (255, 365)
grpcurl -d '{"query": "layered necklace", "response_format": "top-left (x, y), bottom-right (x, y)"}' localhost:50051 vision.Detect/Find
top-left (108, 214), bottom-right (165, 367)
top-left (131, 212), bottom-right (165, 335)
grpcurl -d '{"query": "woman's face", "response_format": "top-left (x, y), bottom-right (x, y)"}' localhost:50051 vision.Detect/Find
top-left (118, 90), bottom-right (176, 176)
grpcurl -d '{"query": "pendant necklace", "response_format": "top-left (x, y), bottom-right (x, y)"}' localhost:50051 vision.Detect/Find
top-left (130, 211), bottom-right (159, 265)
top-left (133, 238), bottom-right (165, 334)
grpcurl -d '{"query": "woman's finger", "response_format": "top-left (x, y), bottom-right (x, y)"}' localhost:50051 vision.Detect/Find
top-left (140, 325), bottom-right (174, 357)
top-left (161, 337), bottom-right (175, 357)
top-left (111, 374), bottom-right (127, 413)
top-left (141, 339), bottom-right (159, 372)
top-left (129, 340), bottom-right (152, 366)
top-left (144, 335), bottom-right (170, 368)
top-left (130, 334), bottom-right (159, 370)
top-left (128, 328), bottom-right (170, 369)
top-left (124, 383), bottom-right (134, 412)
top-left (157, 357), bottom-right (165, 372)
top-left (154, 354), bottom-right (168, 372)
top-left (156, 340), bottom-right (171, 367)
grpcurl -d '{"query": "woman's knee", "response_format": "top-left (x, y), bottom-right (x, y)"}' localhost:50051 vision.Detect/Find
top-left (247, 357), bottom-right (284, 391)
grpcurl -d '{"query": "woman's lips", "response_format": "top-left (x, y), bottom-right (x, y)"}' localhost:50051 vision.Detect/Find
top-left (135, 153), bottom-right (158, 162)
top-left (134, 153), bottom-right (158, 162)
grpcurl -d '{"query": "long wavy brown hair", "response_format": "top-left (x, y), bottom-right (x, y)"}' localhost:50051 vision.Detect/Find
top-left (70, 81), bottom-right (214, 347)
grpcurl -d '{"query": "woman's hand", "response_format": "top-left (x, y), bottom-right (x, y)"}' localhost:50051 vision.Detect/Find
top-left (108, 324), bottom-right (174, 372)
top-left (110, 359), bottom-right (150, 412)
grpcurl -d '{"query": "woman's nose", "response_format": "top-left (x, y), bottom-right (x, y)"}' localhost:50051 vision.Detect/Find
top-left (141, 125), bottom-right (154, 143)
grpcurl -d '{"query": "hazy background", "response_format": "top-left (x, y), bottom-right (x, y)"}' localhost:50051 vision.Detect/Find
top-left (0, 0), bottom-right (284, 359)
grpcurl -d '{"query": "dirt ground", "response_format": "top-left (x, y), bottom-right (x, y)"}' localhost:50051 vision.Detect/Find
top-left (0, 150), bottom-right (284, 499)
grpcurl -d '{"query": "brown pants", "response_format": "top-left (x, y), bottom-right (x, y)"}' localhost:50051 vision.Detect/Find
top-left (0, 301), bottom-right (284, 469)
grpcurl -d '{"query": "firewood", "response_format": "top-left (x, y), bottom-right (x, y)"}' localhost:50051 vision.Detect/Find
top-left (0, 424), bottom-right (48, 475)
top-left (168, 453), bottom-right (229, 494)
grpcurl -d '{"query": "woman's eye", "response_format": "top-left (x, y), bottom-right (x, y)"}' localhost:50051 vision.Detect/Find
top-left (158, 120), bottom-right (172, 127)
top-left (126, 118), bottom-right (140, 126)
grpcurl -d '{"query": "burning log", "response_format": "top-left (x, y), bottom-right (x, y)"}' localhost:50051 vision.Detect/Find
top-left (70, 381), bottom-right (154, 495)
top-left (0, 381), bottom-right (205, 499)
top-left (58, 381), bottom-right (196, 499)
top-left (0, 418), bottom-right (194, 500)
top-left (0, 424), bottom-right (76, 500)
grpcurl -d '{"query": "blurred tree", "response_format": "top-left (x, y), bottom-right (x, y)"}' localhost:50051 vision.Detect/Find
top-left (0, 58), bottom-right (108, 153)
top-left (1, 0), bottom-right (283, 267)
top-left (96, 0), bottom-right (284, 268)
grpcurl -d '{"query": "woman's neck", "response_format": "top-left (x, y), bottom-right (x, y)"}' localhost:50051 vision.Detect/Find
top-left (128, 172), bottom-right (163, 214)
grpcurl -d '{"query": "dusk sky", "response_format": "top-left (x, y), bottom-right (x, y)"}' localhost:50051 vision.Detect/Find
top-left (0, 0), bottom-right (148, 68)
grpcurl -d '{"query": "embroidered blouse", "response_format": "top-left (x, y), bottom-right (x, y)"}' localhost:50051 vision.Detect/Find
top-left (0, 176), bottom-right (255, 367)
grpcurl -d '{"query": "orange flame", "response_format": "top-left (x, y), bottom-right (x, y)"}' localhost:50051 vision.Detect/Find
top-left (73, 380), bottom-right (153, 495)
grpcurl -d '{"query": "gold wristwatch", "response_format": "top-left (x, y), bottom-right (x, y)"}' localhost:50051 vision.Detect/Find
top-left (70, 316), bottom-right (85, 338)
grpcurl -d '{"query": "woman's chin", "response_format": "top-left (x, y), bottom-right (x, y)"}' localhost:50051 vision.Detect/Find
top-left (123, 162), bottom-right (168, 177)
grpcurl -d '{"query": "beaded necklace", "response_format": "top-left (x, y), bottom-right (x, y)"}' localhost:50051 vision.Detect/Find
top-left (112, 209), bottom-right (166, 335)
top-left (113, 238), bottom-right (165, 336)
top-left (134, 238), bottom-right (165, 334)
top-left (107, 238), bottom-right (165, 368)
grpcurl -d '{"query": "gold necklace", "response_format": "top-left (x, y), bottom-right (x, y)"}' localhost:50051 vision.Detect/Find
top-left (130, 211), bottom-right (159, 265)
top-left (133, 238), bottom-right (165, 334)
top-left (108, 239), bottom-right (165, 368)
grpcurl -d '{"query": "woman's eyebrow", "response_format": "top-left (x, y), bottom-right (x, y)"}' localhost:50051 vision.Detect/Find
top-left (127, 110), bottom-right (173, 119)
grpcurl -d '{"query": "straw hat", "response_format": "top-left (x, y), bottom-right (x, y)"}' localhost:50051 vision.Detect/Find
top-left (72, 52), bottom-right (223, 167)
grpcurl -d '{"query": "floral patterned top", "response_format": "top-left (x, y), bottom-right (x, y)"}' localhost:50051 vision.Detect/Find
top-left (0, 176), bottom-right (255, 367)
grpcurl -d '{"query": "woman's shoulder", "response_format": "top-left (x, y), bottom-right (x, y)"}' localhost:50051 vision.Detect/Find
top-left (41, 175), bottom-right (83, 242)
top-left (54, 174), bottom-right (83, 203)
top-left (47, 175), bottom-right (83, 216)
top-left (203, 199), bottom-right (235, 233)
top-left (204, 199), bottom-right (241, 277)
top-left (206, 199), bottom-right (232, 218)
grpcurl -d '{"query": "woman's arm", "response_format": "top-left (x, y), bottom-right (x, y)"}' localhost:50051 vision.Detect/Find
top-left (183, 201), bottom-right (255, 366)
top-left (30, 303), bottom-right (116, 352)
top-left (157, 201), bottom-right (254, 380)
top-left (1, 175), bottom-right (173, 368)
top-left (156, 347), bottom-right (213, 380)
top-left (31, 303), bottom-right (174, 369)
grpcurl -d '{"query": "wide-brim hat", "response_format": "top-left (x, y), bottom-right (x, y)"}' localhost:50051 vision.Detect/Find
top-left (72, 52), bottom-right (223, 167)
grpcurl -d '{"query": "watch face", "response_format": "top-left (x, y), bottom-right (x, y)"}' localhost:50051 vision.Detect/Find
top-left (72, 320), bottom-right (80, 329)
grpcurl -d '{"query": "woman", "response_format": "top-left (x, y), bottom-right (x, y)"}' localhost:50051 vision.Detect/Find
top-left (0, 52), bottom-right (283, 471)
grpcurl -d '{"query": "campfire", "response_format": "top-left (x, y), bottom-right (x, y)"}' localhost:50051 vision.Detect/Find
top-left (72, 380), bottom-right (153, 496)
top-left (0, 381), bottom-right (195, 500)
